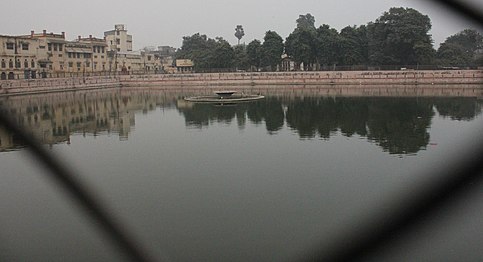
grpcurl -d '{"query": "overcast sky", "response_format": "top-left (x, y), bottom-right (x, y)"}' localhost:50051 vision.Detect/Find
top-left (1, 0), bottom-right (481, 50)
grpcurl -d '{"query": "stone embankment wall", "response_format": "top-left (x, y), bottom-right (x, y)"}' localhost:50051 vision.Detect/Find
top-left (0, 76), bottom-right (120, 96)
top-left (121, 70), bottom-right (483, 87)
top-left (0, 70), bottom-right (481, 96)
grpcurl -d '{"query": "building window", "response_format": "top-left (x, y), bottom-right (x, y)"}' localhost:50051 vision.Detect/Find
top-left (68, 53), bottom-right (72, 58)
top-left (15, 60), bottom-right (21, 68)
top-left (53, 44), bottom-right (58, 51)
top-left (148, 56), bottom-right (152, 61)
top-left (9, 60), bottom-right (13, 68)
top-left (6, 43), bottom-right (14, 50)
top-left (39, 45), bottom-right (45, 49)
top-left (58, 54), bottom-right (62, 57)
top-left (48, 43), bottom-right (52, 51)
top-left (84, 53), bottom-right (91, 59)
top-left (101, 47), bottom-right (105, 53)
top-left (1, 60), bottom-right (5, 68)
top-left (31, 59), bottom-right (35, 68)
top-left (59, 45), bottom-right (63, 51)
top-left (116, 39), bottom-right (120, 44)
top-left (22, 43), bottom-right (29, 50)
top-left (68, 62), bottom-right (73, 68)
top-left (116, 31), bottom-right (120, 36)
top-left (24, 59), bottom-right (28, 68)
top-left (76, 62), bottom-right (81, 68)
top-left (77, 53), bottom-right (80, 58)
top-left (86, 62), bottom-right (90, 67)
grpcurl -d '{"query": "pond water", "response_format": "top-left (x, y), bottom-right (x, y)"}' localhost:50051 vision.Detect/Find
top-left (0, 87), bottom-right (482, 261)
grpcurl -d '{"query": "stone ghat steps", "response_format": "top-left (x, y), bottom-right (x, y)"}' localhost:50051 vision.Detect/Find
top-left (120, 70), bottom-right (483, 86)
top-left (0, 70), bottom-right (481, 96)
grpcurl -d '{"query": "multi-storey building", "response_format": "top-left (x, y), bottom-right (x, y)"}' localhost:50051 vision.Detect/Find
top-left (30, 30), bottom-right (67, 76)
top-left (64, 35), bottom-right (108, 74)
top-left (1, 34), bottom-right (40, 80)
top-left (104, 24), bottom-right (132, 53)
top-left (1, 25), bottom-right (172, 80)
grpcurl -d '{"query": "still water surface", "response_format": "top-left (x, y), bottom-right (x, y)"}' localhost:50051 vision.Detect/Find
top-left (0, 87), bottom-right (482, 261)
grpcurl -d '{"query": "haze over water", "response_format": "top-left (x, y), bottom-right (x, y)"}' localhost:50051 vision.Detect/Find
top-left (0, 87), bottom-right (482, 261)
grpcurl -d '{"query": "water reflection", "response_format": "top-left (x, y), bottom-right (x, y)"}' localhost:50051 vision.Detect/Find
top-left (178, 96), bottom-right (482, 155)
top-left (1, 87), bottom-right (482, 155)
top-left (0, 89), bottom-right (181, 152)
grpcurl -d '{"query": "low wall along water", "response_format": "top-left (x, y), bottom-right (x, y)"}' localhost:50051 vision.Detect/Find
top-left (0, 70), bottom-right (482, 96)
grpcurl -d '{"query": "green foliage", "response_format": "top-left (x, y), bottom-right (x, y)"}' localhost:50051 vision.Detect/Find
top-left (261, 31), bottom-right (284, 70)
top-left (285, 28), bottom-right (317, 70)
top-left (367, 7), bottom-right (434, 65)
top-left (233, 45), bottom-right (249, 70)
top-left (176, 34), bottom-right (234, 70)
top-left (315, 24), bottom-right (340, 67)
top-left (437, 29), bottom-right (483, 66)
top-left (338, 26), bottom-right (368, 66)
top-left (247, 40), bottom-right (262, 70)
top-left (174, 7), bottom-right (481, 71)
top-left (296, 13), bottom-right (316, 31)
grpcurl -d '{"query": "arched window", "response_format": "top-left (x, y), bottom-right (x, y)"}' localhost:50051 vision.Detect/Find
top-left (15, 59), bottom-right (21, 68)
top-left (9, 59), bottom-right (13, 68)
top-left (8, 72), bottom-right (15, 79)
top-left (1, 72), bottom-right (6, 80)
top-left (31, 59), bottom-right (35, 68)
top-left (1, 59), bottom-right (5, 68)
top-left (24, 59), bottom-right (29, 68)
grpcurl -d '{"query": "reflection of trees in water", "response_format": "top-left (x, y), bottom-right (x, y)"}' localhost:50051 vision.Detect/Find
top-left (365, 98), bottom-right (433, 154)
top-left (179, 97), bottom-right (481, 155)
top-left (180, 98), bottom-right (285, 133)
top-left (433, 98), bottom-right (483, 121)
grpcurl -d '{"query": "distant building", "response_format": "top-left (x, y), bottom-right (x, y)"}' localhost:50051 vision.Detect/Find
top-left (1, 30), bottom-right (68, 79)
top-left (0, 34), bottom-right (39, 80)
top-left (75, 35), bottom-right (108, 73)
top-left (104, 24), bottom-right (133, 53)
top-left (176, 59), bottom-right (194, 73)
top-left (1, 25), bottom-right (172, 79)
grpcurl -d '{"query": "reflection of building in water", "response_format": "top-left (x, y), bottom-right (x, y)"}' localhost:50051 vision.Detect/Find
top-left (0, 89), bottom-right (178, 152)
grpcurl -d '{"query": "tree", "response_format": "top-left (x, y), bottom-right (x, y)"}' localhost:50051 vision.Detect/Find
top-left (437, 29), bottom-right (483, 66)
top-left (338, 25), bottom-right (368, 66)
top-left (285, 28), bottom-right (317, 70)
top-left (261, 31), bottom-right (284, 71)
top-left (176, 33), bottom-right (234, 71)
top-left (233, 44), bottom-right (249, 70)
top-left (285, 14), bottom-right (317, 70)
top-left (296, 13), bottom-right (316, 31)
top-left (235, 25), bottom-right (245, 45)
top-left (211, 37), bottom-right (235, 69)
top-left (247, 39), bottom-right (262, 71)
top-left (367, 7), bottom-right (434, 66)
top-left (315, 24), bottom-right (340, 68)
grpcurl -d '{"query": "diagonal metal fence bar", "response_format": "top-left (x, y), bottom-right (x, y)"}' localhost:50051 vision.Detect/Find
top-left (302, 0), bottom-right (483, 261)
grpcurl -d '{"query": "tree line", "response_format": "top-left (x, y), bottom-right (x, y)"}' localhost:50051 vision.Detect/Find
top-left (175, 7), bottom-right (483, 72)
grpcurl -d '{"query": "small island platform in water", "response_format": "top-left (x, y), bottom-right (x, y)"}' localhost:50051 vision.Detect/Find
top-left (184, 91), bottom-right (264, 103)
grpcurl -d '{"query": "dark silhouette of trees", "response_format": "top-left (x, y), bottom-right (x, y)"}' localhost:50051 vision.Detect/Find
top-left (437, 29), bottom-right (483, 66)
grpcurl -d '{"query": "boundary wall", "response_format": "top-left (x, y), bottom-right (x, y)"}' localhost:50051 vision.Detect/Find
top-left (120, 70), bottom-right (483, 87)
top-left (0, 70), bottom-right (481, 96)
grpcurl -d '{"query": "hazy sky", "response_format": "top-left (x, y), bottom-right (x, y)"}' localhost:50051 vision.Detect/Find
top-left (1, 0), bottom-right (480, 50)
